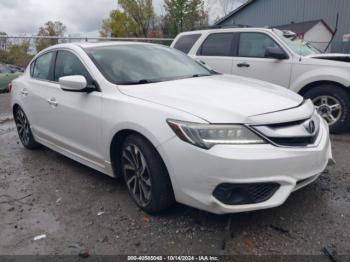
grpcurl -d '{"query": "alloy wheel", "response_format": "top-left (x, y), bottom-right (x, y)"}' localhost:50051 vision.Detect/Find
top-left (15, 109), bottom-right (31, 146)
top-left (313, 95), bottom-right (342, 126)
top-left (122, 144), bottom-right (152, 207)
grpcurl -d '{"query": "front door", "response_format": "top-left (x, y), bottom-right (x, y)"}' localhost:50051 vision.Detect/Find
top-left (232, 32), bottom-right (292, 88)
top-left (47, 50), bottom-right (104, 166)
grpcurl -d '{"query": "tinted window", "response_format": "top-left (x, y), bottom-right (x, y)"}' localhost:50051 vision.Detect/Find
top-left (32, 52), bottom-right (54, 80)
top-left (173, 34), bottom-right (201, 54)
top-left (239, 33), bottom-right (279, 58)
top-left (86, 44), bottom-right (213, 85)
top-left (198, 33), bottom-right (234, 56)
top-left (54, 50), bottom-right (91, 82)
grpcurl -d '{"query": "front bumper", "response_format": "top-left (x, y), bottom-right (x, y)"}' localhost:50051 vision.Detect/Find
top-left (158, 120), bottom-right (332, 214)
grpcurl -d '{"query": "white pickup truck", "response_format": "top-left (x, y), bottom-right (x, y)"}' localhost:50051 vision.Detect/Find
top-left (171, 28), bottom-right (350, 133)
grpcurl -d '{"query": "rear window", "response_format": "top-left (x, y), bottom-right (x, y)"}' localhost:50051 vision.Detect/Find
top-left (198, 33), bottom-right (234, 57)
top-left (173, 34), bottom-right (201, 54)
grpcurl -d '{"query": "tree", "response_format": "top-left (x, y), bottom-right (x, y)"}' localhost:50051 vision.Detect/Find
top-left (100, 1), bottom-right (154, 37)
top-left (35, 21), bottom-right (66, 52)
top-left (100, 10), bottom-right (137, 37)
top-left (118, 0), bottom-right (155, 37)
top-left (217, 0), bottom-right (234, 16)
top-left (163, 0), bottom-right (208, 37)
top-left (1, 41), bottom-right (33, 67)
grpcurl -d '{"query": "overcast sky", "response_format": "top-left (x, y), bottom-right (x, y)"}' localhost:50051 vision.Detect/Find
top-left (0, 0), bottom-right (245, 36)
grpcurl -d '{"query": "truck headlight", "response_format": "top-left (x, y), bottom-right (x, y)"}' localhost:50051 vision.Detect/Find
top-left (167, 119), bottom-right (266, 149)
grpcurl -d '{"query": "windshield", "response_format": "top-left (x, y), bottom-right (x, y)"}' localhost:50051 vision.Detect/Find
top-left (85, 44), bottom-right (214, 85)
top-left (274, 29), bottom-right (321, 56)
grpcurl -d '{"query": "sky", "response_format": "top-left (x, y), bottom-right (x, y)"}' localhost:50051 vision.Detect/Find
top-left (0, 0), bottom-right (246, 37)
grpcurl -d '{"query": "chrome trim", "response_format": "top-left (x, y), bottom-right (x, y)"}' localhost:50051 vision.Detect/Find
top-left (253, 114), bottom-right (320, 138)
top-left (246, 114), bottom-right (323, 148)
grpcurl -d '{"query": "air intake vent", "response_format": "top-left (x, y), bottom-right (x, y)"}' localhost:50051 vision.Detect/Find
top-left (213, 183), bottom-right (280, 205)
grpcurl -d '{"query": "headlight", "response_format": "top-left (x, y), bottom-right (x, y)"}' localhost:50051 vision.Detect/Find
top-left (167, 119), bottom-right (266, 149)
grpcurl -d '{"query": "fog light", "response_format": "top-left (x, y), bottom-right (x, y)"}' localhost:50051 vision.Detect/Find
top-left (213, 183), bottom-right (280, 205)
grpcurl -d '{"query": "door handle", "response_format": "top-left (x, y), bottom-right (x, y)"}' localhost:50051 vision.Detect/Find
top-left (21, 89), bottom-right (29, 96)
top-left (237, 62), bottom-right (250, 68)
top-left (47, 98), bottom-right (58, 107)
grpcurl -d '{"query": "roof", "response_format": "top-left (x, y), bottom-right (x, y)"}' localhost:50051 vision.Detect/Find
top-left (214, 0), bottom-right (256, 25)
top-left (76, 41), bottom-right (155, 48)
top-left (43, 41), bottom-right (156, 51)
top-left (176, 27), bottom-right (273, 36)
top-left (274, 19), bottom-right (334, 34)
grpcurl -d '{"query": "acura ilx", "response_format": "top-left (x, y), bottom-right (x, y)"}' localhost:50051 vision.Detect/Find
top-left (10, 42), bottom-right (332, 214)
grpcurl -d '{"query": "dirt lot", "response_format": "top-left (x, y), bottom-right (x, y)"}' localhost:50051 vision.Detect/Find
top-left (0, 93), bottom-right (350, 258)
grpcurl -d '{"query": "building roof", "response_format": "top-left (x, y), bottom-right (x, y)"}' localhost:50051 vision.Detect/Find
top-left (274, 19), bottom-right (334, 34)
top-left (214, 0), bottom-right (255, 25)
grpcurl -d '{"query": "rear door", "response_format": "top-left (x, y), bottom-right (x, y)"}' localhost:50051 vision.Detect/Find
top-left (195, 33), bottom-right (236, 74)
top-left (172, 34), bottom-right (201, 54)
top-left (24, 51), bottom-right (56, 140)
top-left (232, 32), bottom-right (292, 87)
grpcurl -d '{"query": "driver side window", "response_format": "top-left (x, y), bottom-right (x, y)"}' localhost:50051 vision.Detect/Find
top-left (238, 33), bottom-right (279, 58)
top-left (54, 50), bottom-right (92, 83)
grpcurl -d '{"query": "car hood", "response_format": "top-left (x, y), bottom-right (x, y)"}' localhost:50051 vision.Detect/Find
top-left (307, 53), bottom-right (350, 63)
top-left (118, 74), bottom-right (303, 123)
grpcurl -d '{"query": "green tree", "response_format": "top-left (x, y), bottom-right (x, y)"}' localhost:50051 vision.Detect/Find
top-left (35, 21), bottom-right (66, 52)
top-left (2, 41), bottom-right (33, 67)
top-left (118, 0), bottom-right (154, 37)
top-left (100, 1), bottom-right (154, 37)
top-left (163, 0), bottom-right (207, 37)
top-left (100, 10), bottom-right (137, 37)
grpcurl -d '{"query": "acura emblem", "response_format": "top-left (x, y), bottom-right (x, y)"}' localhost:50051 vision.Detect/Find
top-left (304, 120), bottom-right (316, 134)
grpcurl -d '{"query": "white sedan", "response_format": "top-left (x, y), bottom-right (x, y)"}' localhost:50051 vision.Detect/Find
top-left (10, 42), bottom-right (332, 214)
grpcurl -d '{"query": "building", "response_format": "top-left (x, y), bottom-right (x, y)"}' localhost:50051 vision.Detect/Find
top-left (215, 0), bottom-right (350, 53)
top-left (275, 20), bottom-right (333, 51)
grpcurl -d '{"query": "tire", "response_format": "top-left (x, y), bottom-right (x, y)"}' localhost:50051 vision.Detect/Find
top-left (14, 107), bottom-right (41, 149)
top-left (303, 84), bottom-right (350, 133)
top-left (120, 134), bottom-right (175, 213)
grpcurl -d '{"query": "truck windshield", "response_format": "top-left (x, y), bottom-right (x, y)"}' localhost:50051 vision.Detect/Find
top-left (274, 29), bottom-right (321, 56)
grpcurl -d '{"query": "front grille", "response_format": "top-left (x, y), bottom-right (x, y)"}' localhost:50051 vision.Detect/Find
top-left (213, 183), bottom-right (280, 205)
top-left (252, 115), bottom-right (320, 147)
top-left (268, 134), bottom-right (318, 147)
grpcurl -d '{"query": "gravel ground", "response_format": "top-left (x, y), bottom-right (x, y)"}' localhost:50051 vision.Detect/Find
top-left (0, 93), bottom-right (350, 258)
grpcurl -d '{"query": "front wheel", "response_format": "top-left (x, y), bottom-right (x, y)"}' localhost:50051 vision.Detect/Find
top-left (120, 134), bottom-right (175, 214)
top-left (14, 107), bottom-right (41, 149)
top-left (303, 85), bottom-right (350, 133)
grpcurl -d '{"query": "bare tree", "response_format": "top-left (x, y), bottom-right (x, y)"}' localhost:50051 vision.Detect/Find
top-left (217, 0), bottom-right (241, 15)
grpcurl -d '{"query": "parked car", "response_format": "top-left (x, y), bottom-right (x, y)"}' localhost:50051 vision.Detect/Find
top-left (0, 63), bottom-right (23, 92)
top-left (11, 42), bottom-right (332, 214)
top-left (171, 28), bottom-right (350, 133)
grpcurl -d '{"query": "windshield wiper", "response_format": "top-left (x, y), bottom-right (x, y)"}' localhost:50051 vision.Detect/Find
top-left (120, 79), bottom-right (159, 85)
top-left (192, 74), bottom-right (212, 78)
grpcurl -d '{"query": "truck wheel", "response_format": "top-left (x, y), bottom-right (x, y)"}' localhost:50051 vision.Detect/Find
top-left (303, 84), bottom-right (350, 133)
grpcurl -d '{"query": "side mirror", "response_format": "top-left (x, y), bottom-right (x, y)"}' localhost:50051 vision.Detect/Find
top-left (59, 75), bottom-right (89, 92)
top-left (265, 47), bottom-right (288, 60)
